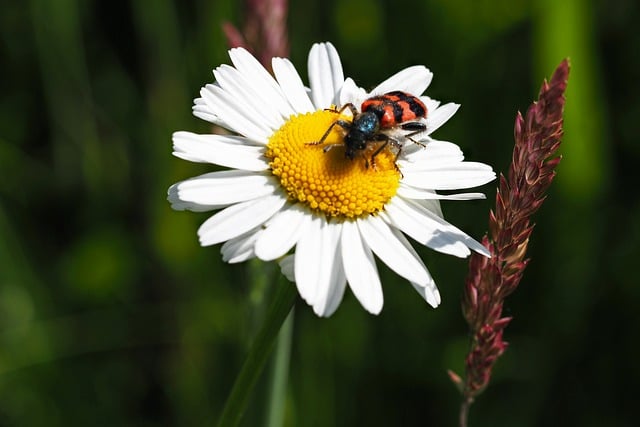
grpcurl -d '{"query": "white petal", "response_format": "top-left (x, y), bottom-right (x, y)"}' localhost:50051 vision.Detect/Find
top-left (213, 64), bottom-right (285, 129)
top-left (367, 218), bottom-right (441, 305)
top-left (228, 47), bottom-right (293, 119)
top-left (172, 131), bottom-right (269, 171)
top-left (294, 217), bottom-right (346, 316)
top-left (279, 255), bottom-right (295, 282)
top-left (357, 215), bottom-right (431, 286)
top-left (339, 78), bottom-right (368, 108)
top-left (221, 226), bottom-right (262, 263)
top-left (168, 194), bottom-right (212, 211)
top-left (198, 194), bottom-right (287, 246)
top-left (421, 96), bottom-right (441, 113)
top-left (200, 84), bottom-right (275, 141)
top-left (386, 197), bottom-right (490, 257)
top-left (400, 140), bottom-right (464, 168)
top-left (370, 65), bottom-right (433, 96)
top-left (384, 198), bottom-right (470, 257)
top-left (308, 42), bottom-right (344, 108)
top-left (319, 272), bottom-right (347, 317)
top-left (410, 279), bottom-right (441, 308)
top-left (294, 215), bottom-right (323, 302)
top-left (418, 198), bottom-right (444, 218)
top-left (272, 57), bottom-right (315, 113)
top-left (192, 96), bottom-right (228, 127)
top-left (397, 185), bottom-right (486, 201)
top-left (168, 200), bottom-right (219, 212)
top-left (401, 162), bottom-right (496, 190)
top-left (426, 102), bottom-right (460, 135)
top-left (168, 184), bottom-right (220, 212)
top-left (312, 222), bottom-right (347, 317)
top-left (172, 170), bottom-right (277, 207)
top-left (341, 220), bottom-right (383, 314)
top-left (255, 204), bottom-right (311, 261)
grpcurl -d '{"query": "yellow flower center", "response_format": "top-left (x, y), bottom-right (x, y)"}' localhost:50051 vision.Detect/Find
top-left (265, 110), bottom-right (401, 218)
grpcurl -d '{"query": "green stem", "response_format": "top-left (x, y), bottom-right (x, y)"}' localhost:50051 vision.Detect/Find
top-left (217, 279), bottom-right (297, 427)
top-left (533, 0), bottom-right (607, 201)
top-left (265, 308), bottom-right (294, 427)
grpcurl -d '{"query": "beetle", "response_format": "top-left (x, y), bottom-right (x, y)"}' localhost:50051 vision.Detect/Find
top-left (311, 91), bottom-right (428, 169)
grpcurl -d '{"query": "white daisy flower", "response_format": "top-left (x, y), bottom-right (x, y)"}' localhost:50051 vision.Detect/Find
top-left (168, 42), bottom-right (495, 317)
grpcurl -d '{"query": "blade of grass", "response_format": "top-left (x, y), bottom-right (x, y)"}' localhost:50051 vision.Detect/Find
top-left (265, 308), bottom-right (294, 427)
top-left (217, 279), bottom-right (296, 427)
top-left (29, 0), bottom-right (102, 193)
top-left (533, 0), bottom-right (609, 201)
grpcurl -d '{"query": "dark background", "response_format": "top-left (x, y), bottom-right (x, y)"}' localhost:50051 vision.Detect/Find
top-left (1, 0), bottom-right (638, 425)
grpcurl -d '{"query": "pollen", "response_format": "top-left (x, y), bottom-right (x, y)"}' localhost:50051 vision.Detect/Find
top-left (265, 110), bottom-right (401, 218)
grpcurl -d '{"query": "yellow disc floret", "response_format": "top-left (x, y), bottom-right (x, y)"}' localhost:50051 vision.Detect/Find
top-left (265, 110), bottom-right (401, 218)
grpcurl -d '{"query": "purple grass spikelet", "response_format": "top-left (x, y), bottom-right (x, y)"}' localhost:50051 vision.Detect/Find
top-left (222, 0), bottom-right (289, 69)
top-left (450, 59), bottom-right (570, 427)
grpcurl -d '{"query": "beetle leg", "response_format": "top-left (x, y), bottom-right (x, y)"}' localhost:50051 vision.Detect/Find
top-left (307, 119), bottom-right (352, 146)
top-left (369, 134), bottom-right (403, 176)
top-left (400, 122), bottom-right (428, 147)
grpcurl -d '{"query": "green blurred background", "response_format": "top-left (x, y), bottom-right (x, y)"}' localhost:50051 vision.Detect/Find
top-left (1, 0), bottom-right (638, 425)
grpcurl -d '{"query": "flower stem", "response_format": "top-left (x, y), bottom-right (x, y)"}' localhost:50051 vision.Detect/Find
top-left (459, 397), bottom-right (472, 427)
top-left (217, 278), bottom-right (297, 427)
top-left (265, 308), bottom-right (294, 427)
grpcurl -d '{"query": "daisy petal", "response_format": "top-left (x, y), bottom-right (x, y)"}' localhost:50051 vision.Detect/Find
top-left (401, 162), bottom-right (496, 190)
top-left (427, 102), bottom-right (460, 135)
top-left (387, 225), bottom-right (439, 297)
top-left (357, 215), bottom-right (431, 286)
top-left (371, 65), bottom-right (434, 96)
top-left (198, 194), bottom-right (287, 246)
top-left (419, 198), bottom-right (444, 218)
top-left (255, 204), bottom-right (311, 261)
top-left (375, 224), bottom-right (442, 307)
top-left (279, 255), bottom-right (295, 282)
top-left (172, 170), bottom-right (277, 207)
top-left (200, 84), bottom-right (274, 141)
top-left (272, 57), bottom-right (315, 114)
top-left (319, 273), bottom-right (347, 317)
top-left (213, 64), bottom-right (285, 129)
top-left (397, 185), bottom-right (486, 201)
top-left (172, 131), bottom-right (268, 171)
top-left (410, 279), bottom-right (441, 308)
top-left (168, 184), bottom-right (220, 212)
top-left (228, 48), bottom-right (293, 119)
top-left (339, 78), bottom-right (368, 108)
top-left (384, 198), bottom-right (470, 257)
top-left (294, 215), bottom-right (323, 303)
top-left (308, 42), bottom-right (344, 108)
top-left (400, 140), bottom-right (464, 167)
top-left (386, 198), bottom-right (490, 257)
top-left (192, 96), bottom-right (227, 126)
top-left (421, 96), bottom-right (441, 113)
top-left (168, 201), bottom-right (219, 212)
top-left (221, 226), bottom-right (262, 263)
top-left (341, 220), bottom-right (383, 314)
top-left (312, 222), bottom-right (347, 317)
top-left (294, 217), bottom-right (345, 316)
